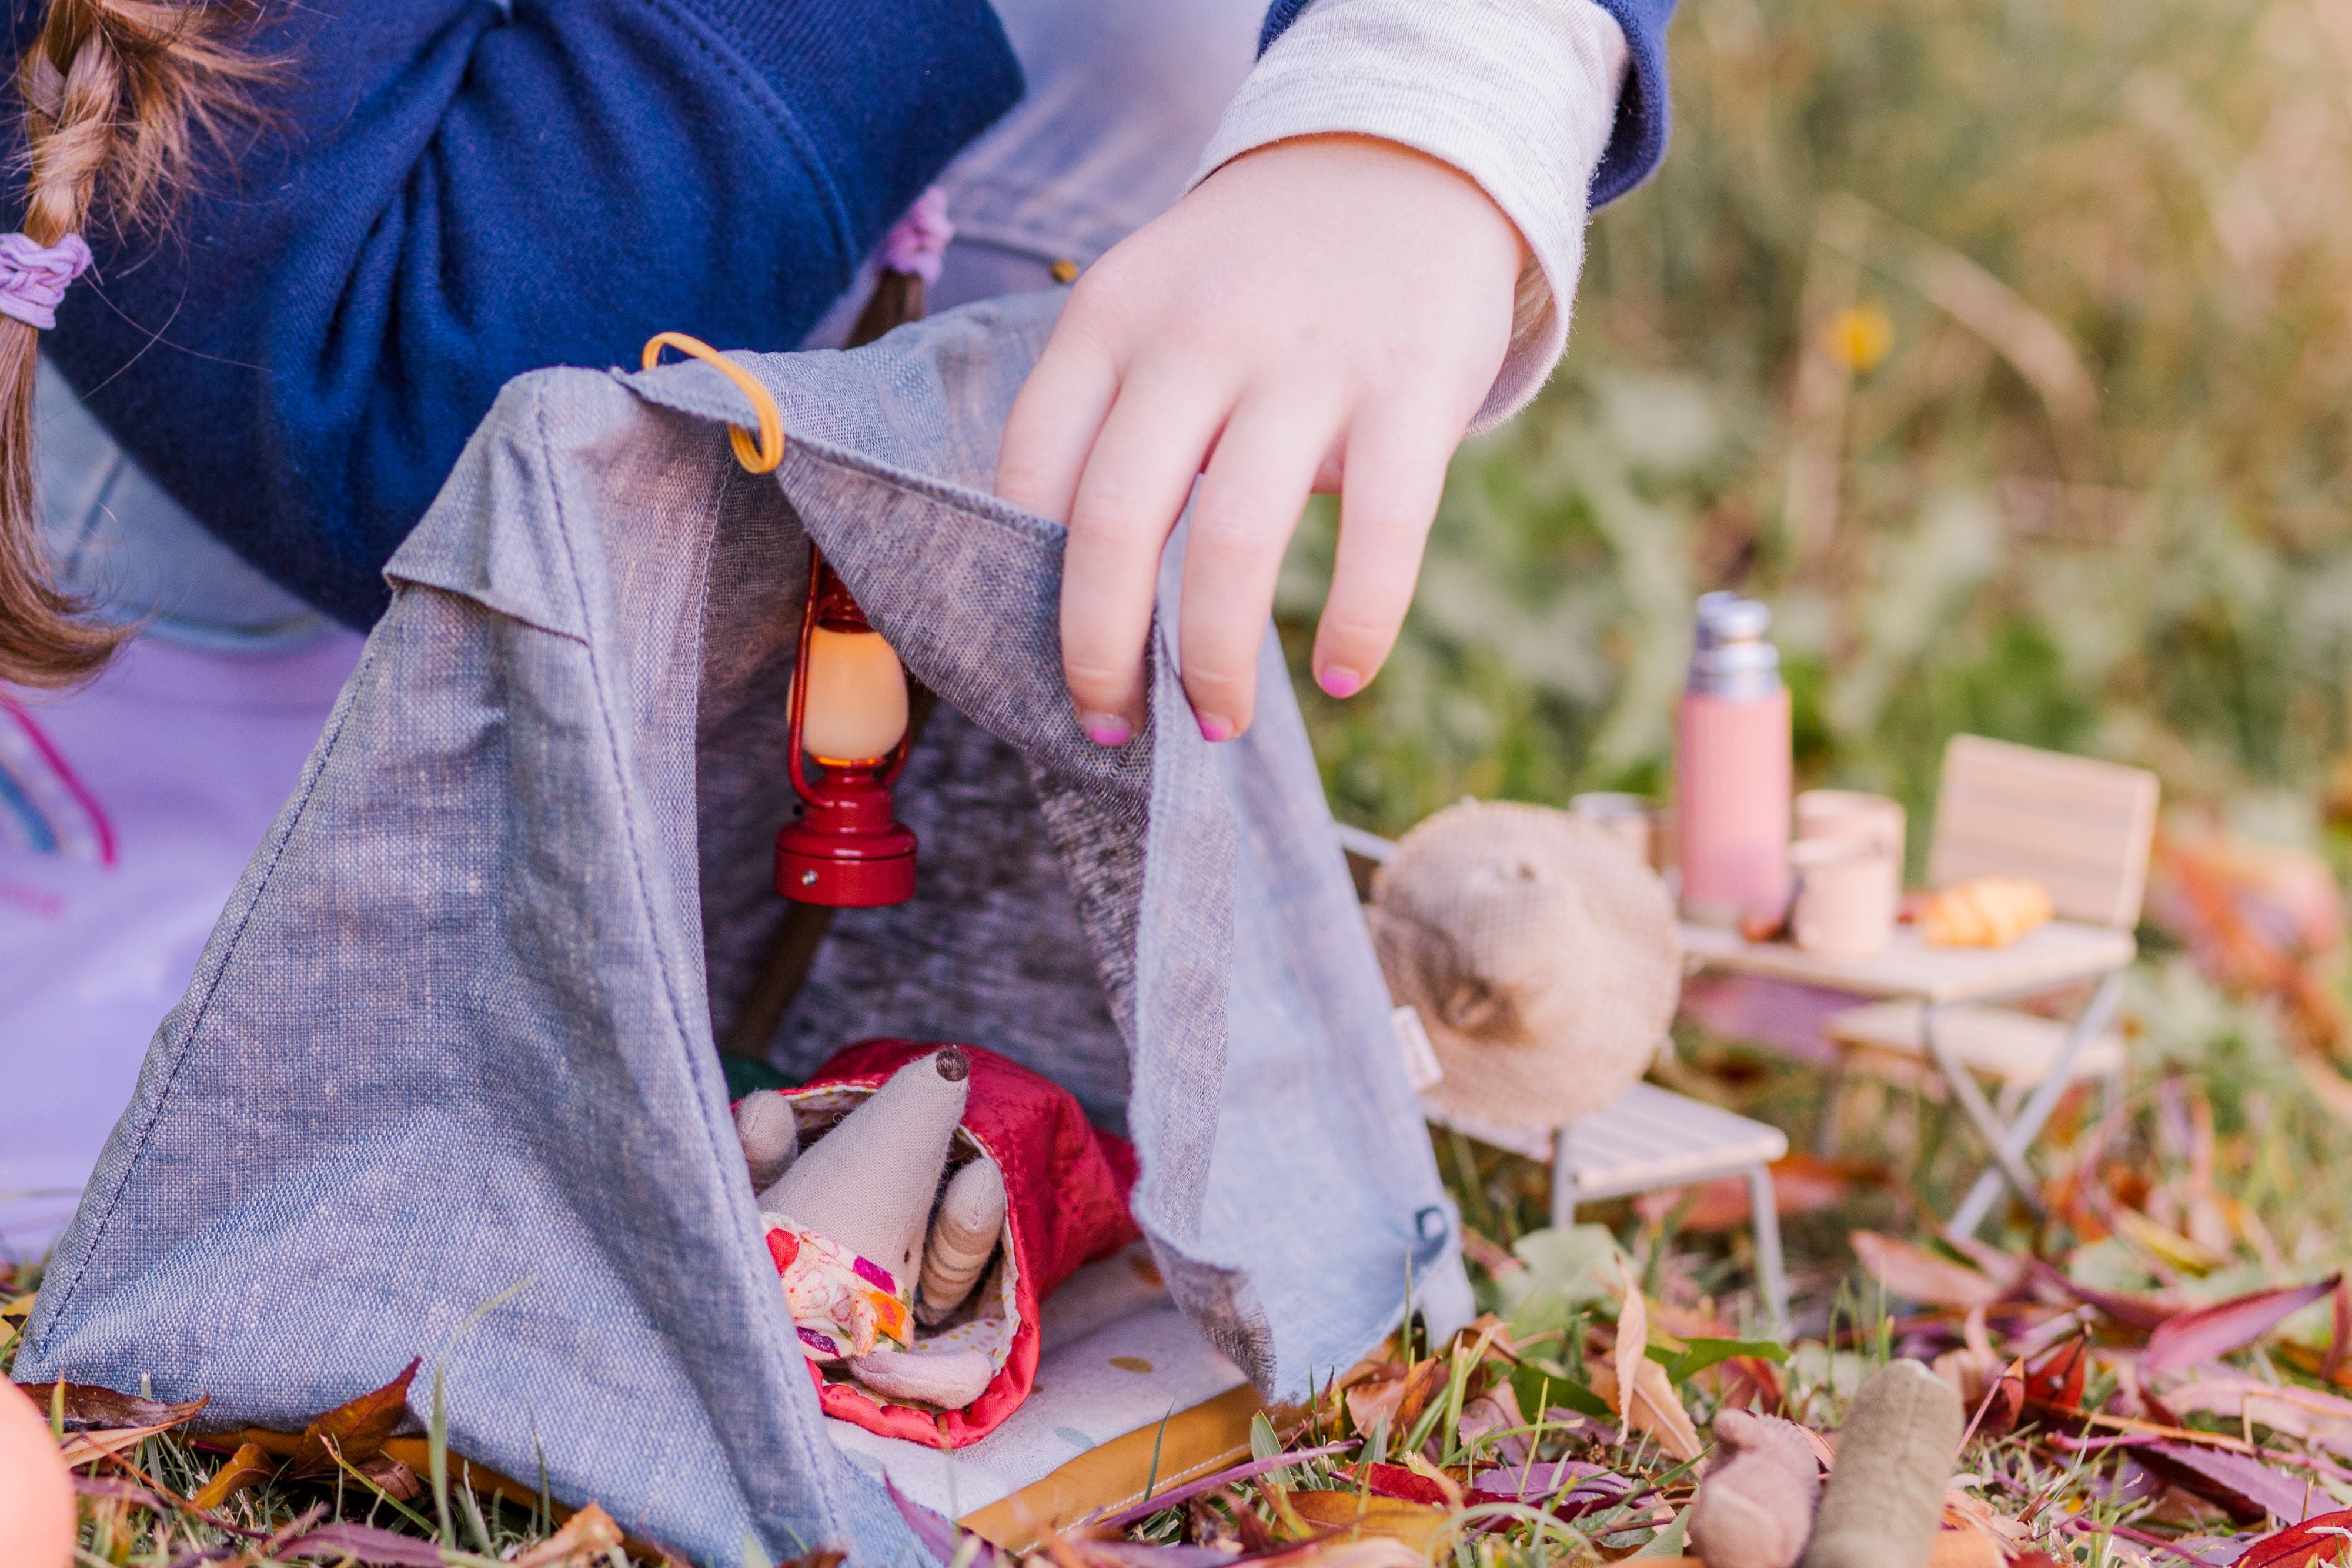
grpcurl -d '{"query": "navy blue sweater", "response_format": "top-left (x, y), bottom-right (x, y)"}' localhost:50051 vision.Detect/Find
top-left (19, 0), bottom-right (1673, 627)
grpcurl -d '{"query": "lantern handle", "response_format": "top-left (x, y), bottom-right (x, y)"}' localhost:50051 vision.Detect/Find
top-left (640, 332), bottom-right (786, 474)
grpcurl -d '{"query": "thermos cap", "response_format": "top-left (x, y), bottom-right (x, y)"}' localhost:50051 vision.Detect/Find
top-left (1689, 593), bottom-right (1782, 697)
top-left (1694, 591), bottom-right (1773, 646)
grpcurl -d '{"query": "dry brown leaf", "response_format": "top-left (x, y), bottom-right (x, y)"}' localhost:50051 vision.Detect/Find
top-left (1, 1292), bottom-right (36, 1324)
top-left (1586, 1358), bottom-right (1704, 1462)
top-left (1456, 1380), bottom-right (1526, 1467)
top-left (1344, 1360), bottom-right (1445, 1440)
top-left (1613, 1269), bottom-right (1648, 1446)
top-left (513, 1501), bottom-right (625, 1567)
top-left (1282, 1490), bottom-right (1454, 1557)
top-left (1258, 1482), bottom-right (1314, 1542)
top-left (56, 1415), bottom-right (198, 1470)
top-left (1250, 1537), bottom-right (1434, 1568)
top-left (1940, 1488), bottom-right (2032, 1551)
top-left (189, 1442), bottom-right (277, 1512)
top-left (14, 1382), bottom-right (207, 1432)
top-left (1850, 1231), bottom-right (2005, 1309)
top-left (359, 1455), bottom-right (424, 1503)
top-left (1928, 1531), bottom-right (2003, 1568)
top-left (286, 1358), bottom-right (420, 1479)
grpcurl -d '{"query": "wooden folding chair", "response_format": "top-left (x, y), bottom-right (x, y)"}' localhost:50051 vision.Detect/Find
top-left (1685, 735), bottom-right (2157, 1238)
top-left (1338, 823), bottom-right (1792, 1339)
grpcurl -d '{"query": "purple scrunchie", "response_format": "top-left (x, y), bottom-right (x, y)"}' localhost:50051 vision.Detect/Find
top-left (0, 232), bottom-right (92, 330)
top-left (877, 188), bottom-right (953, 286)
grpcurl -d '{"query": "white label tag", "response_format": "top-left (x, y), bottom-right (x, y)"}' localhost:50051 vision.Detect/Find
top-left (1391, 1004), bottom-right (1444, 1092)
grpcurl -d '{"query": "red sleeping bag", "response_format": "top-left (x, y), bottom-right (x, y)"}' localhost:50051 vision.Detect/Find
top-left (759, 1039), bottom-right (1140, 1447)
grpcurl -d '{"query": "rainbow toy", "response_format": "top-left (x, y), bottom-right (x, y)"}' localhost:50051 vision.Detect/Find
top-left (0, 696), bottom-right (113, 865)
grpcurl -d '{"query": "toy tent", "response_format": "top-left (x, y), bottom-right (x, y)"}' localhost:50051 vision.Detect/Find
top-left (17, 292), bottom-right (1469, 1565)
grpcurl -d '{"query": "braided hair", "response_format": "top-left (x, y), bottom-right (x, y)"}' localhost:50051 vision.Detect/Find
top-left (0, 0), bottom-right (268, 687)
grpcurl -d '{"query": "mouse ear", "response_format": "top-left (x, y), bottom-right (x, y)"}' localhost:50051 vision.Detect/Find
top-left (1439, 975), bottom-right (1514, 1039)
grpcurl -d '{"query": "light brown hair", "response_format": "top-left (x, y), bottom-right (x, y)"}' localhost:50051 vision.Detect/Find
top-left (0, 0), bottom-right (269, 688)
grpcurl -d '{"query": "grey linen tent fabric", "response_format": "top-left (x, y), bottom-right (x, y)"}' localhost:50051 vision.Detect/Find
top-left (18, 292), bottom-right (1470, 1565)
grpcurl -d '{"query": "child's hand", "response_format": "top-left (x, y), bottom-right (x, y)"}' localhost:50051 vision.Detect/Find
top-left (994, 133), bottom-right (1526, 745)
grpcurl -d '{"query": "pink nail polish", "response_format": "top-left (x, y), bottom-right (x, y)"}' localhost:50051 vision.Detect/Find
top-left (1083, 714), bottom-right (1132, 747)
top-left (1317, 666), bottom-right (1363, 698)
top-left (1197, 714), bottom-right (1234, 743)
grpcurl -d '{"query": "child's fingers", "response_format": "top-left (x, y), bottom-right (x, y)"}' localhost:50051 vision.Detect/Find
top-left (1058, 369), bottom-right (1228, 744)
top-left (995, 334), bottom-right (1120, 525)
top-left (1177, 390), bottom-right (1342, 740)
top-left (1311, 400), bottom-right (1457, 698)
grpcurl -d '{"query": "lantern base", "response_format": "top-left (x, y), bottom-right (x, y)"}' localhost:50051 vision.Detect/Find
top-left (776, 847), bottom-right (916, 907)
top-left (776, 816), bottom-right (918, 908)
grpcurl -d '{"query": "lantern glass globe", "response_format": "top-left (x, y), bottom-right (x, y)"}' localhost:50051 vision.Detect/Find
top-left (799, 627), bottom-right (910, 766)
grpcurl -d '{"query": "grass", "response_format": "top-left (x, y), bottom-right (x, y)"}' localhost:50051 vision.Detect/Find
top-left (19, 950), bottom-right (2351, 1565)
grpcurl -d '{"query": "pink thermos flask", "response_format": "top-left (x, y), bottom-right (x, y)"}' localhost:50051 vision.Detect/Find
top-left (1675, 593), bottom-right (1791, 925)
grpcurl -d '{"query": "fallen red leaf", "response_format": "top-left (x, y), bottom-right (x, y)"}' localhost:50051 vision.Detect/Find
top-left (286, 1358), bottom-right (421, 1480)
top-left (2239, 1507), bottom-right (2352, 1567)
top-left (2023, 1335), bottom-right (2089, 1415)
top-left (2142, 1278), bottom-right (2342, 1376)
top-left (1354, 1463), bottom-right (1448, 1507)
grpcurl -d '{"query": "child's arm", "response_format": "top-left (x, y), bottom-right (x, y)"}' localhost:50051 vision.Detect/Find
top-left (997, 0), bottom-right (1670, 745)
top-left (23, 0), bottom-right (1024, 631)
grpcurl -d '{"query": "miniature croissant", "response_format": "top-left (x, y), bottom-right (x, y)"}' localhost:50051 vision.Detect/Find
top-left (1918, 877), bottom-right (2053, 948)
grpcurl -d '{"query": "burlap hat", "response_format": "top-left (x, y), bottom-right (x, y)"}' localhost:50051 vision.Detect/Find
top-left (1369, 800), bottom-right (1682, 1131)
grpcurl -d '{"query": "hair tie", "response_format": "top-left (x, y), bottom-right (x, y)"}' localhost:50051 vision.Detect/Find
top-left (0, 233), bottom-right (91, 331)
top-left (877, 188), bottom-right (953, 286)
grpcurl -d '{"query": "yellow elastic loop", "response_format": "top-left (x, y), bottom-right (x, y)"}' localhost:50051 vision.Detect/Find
top-left (640, 331), bottom-right (786, 474)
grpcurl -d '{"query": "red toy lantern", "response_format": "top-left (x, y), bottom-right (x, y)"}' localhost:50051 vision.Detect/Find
top-left (776, 548), bottom-right (918, 906)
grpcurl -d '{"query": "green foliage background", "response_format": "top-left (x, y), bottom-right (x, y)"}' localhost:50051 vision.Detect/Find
top-left (1281, 0), bottom-right (2352, 850)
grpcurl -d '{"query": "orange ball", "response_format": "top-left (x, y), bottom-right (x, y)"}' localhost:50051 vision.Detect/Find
top-left (0, 1380), bottom-right (74, 1568)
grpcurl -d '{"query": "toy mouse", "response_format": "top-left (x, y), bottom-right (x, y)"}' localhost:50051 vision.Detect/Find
top-left (1368, 800), bottom-right (1681, 1131)
top-left (736, 1047), bottom-right (1005, 1408)
top-left (729, 1041), bottom-right (1138, 1442)
top-left (1679, 1360), bottom-right (1965, 1568)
